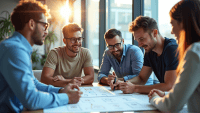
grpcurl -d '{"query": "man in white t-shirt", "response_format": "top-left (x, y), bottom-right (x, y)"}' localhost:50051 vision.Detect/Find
top-left (41, 23), bottom-right (94, 87)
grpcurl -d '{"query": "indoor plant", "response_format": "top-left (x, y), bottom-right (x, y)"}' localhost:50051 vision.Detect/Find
top-left (0, 11), bottom-right (15, 42)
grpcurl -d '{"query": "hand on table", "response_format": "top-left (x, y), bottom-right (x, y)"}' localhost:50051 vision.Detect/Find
top-left (71, 77), bottom-right (84, 86)
top-left (119, 81), bottom-right (136, 94)
top-left (148, 89), bottom-right (165, 101)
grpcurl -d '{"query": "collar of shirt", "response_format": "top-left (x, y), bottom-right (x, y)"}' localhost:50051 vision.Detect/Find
top-left (121, 44), bottom-right (126, 60)
top-left (13, 31), bottom-right (33, 54)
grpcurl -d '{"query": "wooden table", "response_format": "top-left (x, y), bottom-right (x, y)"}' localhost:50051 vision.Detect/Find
top-left (22, 83), bottom-right (161, 113)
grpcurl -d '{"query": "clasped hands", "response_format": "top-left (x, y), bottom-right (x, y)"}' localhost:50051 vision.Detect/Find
top-left (53, 75), bottom-right (84, 86)
top-left (148, 89), bottom-right (165, 102)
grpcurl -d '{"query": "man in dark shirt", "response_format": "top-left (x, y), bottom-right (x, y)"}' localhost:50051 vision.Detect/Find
top-left (119, 16), bottom-right (178, 94)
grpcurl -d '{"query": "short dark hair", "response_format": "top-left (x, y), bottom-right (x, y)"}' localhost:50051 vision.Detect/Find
top-left (104, 28), bottom-right (122, 39)
top-left (129, 16), bottom-right (160, 35)
top-left (11, 0), bottom-right (50, 31)
top-left (62, 23), bottom-right (83, 38)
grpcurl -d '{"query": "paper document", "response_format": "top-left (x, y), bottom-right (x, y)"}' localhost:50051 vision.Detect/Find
top-left (44, 86), bottom-right (157, 112)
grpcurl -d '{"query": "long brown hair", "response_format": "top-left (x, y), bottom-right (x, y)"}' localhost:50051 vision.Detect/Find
top-left (170, 0), bottom-right (200, 74)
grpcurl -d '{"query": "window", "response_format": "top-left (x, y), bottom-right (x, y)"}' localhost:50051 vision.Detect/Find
top-left (144, 0), bottom-right (180, 39)
top-left (73, 0), bottom-right (81, 26)
top-left (86, 0), bottom-right (100, 66)
top-left (106, 0), bottom-right (132, 44)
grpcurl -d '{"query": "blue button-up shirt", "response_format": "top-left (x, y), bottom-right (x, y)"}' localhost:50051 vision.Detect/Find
top-left (0, 32), bottom-right (69, 112)
top-left (98, 44), bottom-right (153, 84)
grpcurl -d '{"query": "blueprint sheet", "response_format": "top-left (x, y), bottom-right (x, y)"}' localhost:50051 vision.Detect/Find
top-left (44, 86), bottom-right (157, 112)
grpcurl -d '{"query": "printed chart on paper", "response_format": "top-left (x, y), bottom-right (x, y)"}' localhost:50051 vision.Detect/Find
top-left (44, 86), bottom-right (157, 112)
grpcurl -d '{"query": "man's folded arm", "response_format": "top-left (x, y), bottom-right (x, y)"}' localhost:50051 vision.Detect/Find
top-left (41, 67), bottom-right (71, 87)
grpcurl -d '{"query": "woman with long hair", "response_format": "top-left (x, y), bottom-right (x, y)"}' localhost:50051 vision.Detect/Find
top-left (148, 0), bottom-right (200, 112)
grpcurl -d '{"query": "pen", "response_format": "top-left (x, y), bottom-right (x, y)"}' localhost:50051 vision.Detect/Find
top-left (113, 77), bottom-right (116, 91)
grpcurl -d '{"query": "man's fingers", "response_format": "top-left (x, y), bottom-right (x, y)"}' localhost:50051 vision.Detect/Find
top-left (74, 77), bottom-right (84, 83)
top-left (71, 84), bottom-right (80, 90)
top-left (53, 76), bottom-right (57, 79)
top-left (108, 74), bottom-right (115, 78)
top-left (53, 77), bottom-right (58, 81)
top-left (74, 77), bottom-right (82, 80)
top-left (79, 91), bottom-right (83, 95)
top-left (119, 82), bottom-right (126, 87)
top-left (113, 83), bottom-right (118, 86)
top-left (53, 79), bottom-right (58, 81)
top-left (112, 71), bottom-right (116, 77)
top-left (81, 78), bottom-right (84, 83)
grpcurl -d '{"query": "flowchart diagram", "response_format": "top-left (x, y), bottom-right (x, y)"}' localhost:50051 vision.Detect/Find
top-left (44, 86), bottom-right (157, 112)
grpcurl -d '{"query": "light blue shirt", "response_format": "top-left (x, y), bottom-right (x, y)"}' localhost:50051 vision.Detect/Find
top-left (98, 44), bottom-right (153, 85)
top-left (0, 32), bottom-right (69, 112)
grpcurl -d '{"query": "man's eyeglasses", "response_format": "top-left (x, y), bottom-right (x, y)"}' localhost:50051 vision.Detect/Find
top-left (65, 37), bottom-right (84, 44)
top-left (34, 20), bottom-right (49, 31)
top-left (107, 42), bottom-right (122, 50)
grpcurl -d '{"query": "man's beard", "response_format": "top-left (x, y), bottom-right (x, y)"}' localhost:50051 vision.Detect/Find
top-left (112, 50), bottom-right (123, 59)
top-left (144, 36), bottom-right (156, 53)
top-left (67, 44), bottom-right (81, 53)
top-left (32, 25), bottom-right (44, 45)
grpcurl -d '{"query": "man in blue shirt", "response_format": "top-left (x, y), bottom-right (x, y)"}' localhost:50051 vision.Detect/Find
top-left (0, 1), bottom-right (82, 112)
top-left (120, 16), bottom-right (178, 94)
top-left (98, 29), bottom-right (153, 89)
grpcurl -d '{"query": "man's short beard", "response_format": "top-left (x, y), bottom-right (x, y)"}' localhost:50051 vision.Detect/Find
top-left (32, 24), bottom-right (44, 45)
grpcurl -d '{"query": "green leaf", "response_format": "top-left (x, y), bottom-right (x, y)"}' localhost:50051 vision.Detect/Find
top-left (0, 11), bottom-right (14, 41)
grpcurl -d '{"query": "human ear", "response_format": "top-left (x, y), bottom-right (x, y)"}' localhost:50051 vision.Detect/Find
top-left (63, 38), bottom-right (67, 44)
top-left (28, 19), bottom-right (35, 31)
top-left (153, 29), bottom-right (158, 37)
top-left (122, 38), bottom-right (124, 44)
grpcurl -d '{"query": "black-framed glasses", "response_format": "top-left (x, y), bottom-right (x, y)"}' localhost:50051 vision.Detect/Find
top-left (65, 37), bottom-right (84, 44)
top-left (107, 42), bottom-right (122, 50)
top-left (34, 20), bottom-right (49, 31)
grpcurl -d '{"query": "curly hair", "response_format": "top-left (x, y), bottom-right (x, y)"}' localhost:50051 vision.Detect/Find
top-left (11, 0), bottom-right (50, 31)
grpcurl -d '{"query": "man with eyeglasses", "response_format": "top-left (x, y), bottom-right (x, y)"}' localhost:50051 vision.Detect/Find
top-left (119, 16), bottom-right (178, 94)
top-left (41, 23), bottom-right (94, 87)
top-left (0, 1), bottom-right (82, 112)
top-left (98, 29), bottom-right (153, 89)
